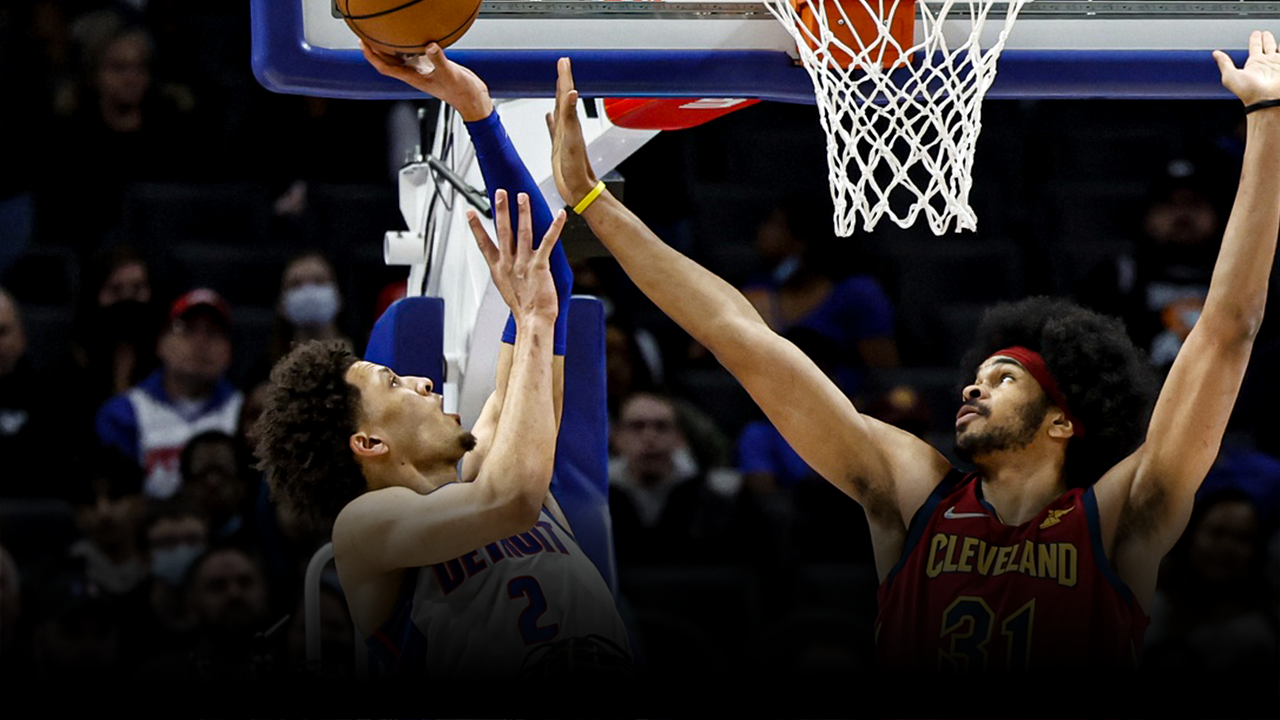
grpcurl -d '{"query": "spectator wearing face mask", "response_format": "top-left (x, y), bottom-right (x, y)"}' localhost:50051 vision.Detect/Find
top-left (272, 251), bottom-right (351, 361)
top-left (243, 251), bottom-right (356, 393)
top-left (121, 497), bottom-right (211, 670)
top-left (68, 244), bottom-right (164, 435)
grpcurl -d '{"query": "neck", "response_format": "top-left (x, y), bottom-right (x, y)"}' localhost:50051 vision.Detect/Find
top-left (100, 99), bottom-right (143, 132)
top-left (973, 444), bottom-right (1067, 526)
top-left (368, 458), bottom-right (458, 495)
top-left (164, 371), bottom-right (216, 401)
top-left (292, 324), bottom-right (339, 343)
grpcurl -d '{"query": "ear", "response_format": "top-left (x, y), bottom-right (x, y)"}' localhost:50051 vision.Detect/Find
top-left (1046, 408), bottom-right (1076, 440)
top-left (156, 330), bottom-right (176, 362)
top-left (349, 432), bottom-right (389, 460)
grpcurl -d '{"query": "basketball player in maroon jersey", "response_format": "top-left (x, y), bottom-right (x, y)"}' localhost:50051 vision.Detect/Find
top-left (547, 30), bottom-right (1280, 686)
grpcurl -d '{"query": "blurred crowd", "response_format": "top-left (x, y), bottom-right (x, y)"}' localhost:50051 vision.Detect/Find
top-left (1, 0), bottom-right (1278, 705)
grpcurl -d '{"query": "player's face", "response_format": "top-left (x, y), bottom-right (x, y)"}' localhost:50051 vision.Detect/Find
top-left (954, 358), bottom-right (1051, 461)
top-left (345, 360), bottom-right (477, 468)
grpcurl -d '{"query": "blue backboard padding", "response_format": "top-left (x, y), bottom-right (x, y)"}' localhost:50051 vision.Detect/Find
top-left (251, 0), bottom-right (1244, 101)
top-left (364, 296), bottom-right (446, 388)
top-left (360, 293), bottom-right (619, 596)
top-left (551, 296), bottom-right (618, 597)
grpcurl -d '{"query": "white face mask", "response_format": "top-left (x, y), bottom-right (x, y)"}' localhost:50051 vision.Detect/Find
top-left (151, 543), bottom-right (206, 586)
top-left (282, 283), bottom-right (340, 326)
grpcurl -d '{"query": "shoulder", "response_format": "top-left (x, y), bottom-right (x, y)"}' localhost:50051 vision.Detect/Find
top-left (336, 487), bottom-right (415, 529)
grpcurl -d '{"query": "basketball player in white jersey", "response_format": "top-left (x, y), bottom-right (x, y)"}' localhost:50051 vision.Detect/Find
top-left (253, 45), bottom-right (635, 691)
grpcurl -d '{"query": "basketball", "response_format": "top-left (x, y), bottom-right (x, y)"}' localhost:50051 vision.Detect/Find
top-left (338, 0), bottom-right (482, 56)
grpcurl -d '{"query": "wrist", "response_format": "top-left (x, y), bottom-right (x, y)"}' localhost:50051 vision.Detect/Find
top-left (568, 178), bottom-right (600, 206)
top-left (1243, 98), bottom-right (1280, 116)
top-left (513, 311), bottom-right (556, 330)
top-left (458, 97), bottom-right (495, 123)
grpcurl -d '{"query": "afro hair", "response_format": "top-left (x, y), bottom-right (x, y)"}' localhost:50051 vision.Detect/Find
top-left (958, 296), bottom-right (1158, 488)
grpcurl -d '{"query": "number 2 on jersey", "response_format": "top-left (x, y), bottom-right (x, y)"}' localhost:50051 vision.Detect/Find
top-left (939, 596), bottom-right (1035, 673)
top-left (508, 576), bottom-right (559, 645)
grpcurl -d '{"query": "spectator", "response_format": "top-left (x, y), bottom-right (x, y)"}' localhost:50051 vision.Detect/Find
top-left (28, 569), bottom-right (126, 688)
top-left (36, 6), bottom-right (202, 252)
top-left (64, 444), bottom-right (149, 597)
top-left (95, 288), bottom-right (244, 498)
top-left (735, 327), bottom-right (879, 566)
top-left (177, 430), bottom-right (255, 544)
top-left (69, 244), bottom-right (164, 430)
top-left (137, 544), bottom-right (282, 689)
top-left (121, 497), bottom-right (210, 668)
top-left (1145, 489), bottom-right (1279, 696)
top-left (1077, 156), bottom-right (1227, 372)
top-left (737, 195), bottom-right (899, 397)
top-left (609, 390), bottom-right (763, 567)
top-left (281, 575), bottom-right (354, 682)
top-left (248, 250), bottom-right (355, 385)
top-left (0, 287), bottom-right (63, 497)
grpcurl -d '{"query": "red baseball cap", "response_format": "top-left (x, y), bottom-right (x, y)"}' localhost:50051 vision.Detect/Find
top-left (168, 288), bottom-right (232, 330)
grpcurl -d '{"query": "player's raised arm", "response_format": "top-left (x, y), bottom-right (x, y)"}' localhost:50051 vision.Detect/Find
top-left (363, 41), bottom-right (571, 480)
top-left (332, 192), bottom-right (566, 577)
top-left (1105, 32), bottom-right (1280, 584)
top-left (546, 58), bottom-right (951, 538)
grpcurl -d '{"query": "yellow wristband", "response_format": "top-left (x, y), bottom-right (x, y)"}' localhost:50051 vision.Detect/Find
top-left (572, 181), bottom-right (606, 214)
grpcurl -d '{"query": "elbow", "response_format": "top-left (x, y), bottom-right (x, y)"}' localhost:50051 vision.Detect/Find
top-left (1202, 302), bottom-right (1265, 345)
top-left (488, 468), bottom-right (550, 534)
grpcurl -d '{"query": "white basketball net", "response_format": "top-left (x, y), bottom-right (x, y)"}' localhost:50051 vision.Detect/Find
top-left (765, 0), bottom-right (1031, 235)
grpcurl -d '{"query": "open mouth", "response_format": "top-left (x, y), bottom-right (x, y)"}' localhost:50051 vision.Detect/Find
top-left (955, 404), bottom-right (984, 426)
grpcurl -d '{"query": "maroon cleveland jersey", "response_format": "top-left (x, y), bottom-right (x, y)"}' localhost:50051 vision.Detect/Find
top-left (874, 469), bottom-right (1149, 676)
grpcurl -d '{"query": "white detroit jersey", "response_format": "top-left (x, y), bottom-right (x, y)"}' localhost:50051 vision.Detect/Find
top-left (366, 505), bottom-right (632, 681)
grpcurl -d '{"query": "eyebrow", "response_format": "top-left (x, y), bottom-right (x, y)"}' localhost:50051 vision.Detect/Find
top-left (976, 358), bottom-right (1025, 377)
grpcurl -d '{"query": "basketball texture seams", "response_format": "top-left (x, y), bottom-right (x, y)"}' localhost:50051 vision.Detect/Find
top-left (340, 0), bottom-right (482, 54)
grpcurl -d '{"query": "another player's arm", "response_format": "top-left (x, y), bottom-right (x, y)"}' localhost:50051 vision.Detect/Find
top-left (547, 58), bottom-right (950, 528)
top-left (1101, 32), bottom-right (1280, 595)
top-left (336, 192), bottom-right (567, 573)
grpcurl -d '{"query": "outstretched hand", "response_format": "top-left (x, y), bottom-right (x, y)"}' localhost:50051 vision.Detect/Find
top-left (546, 57), bottom-right (601, 208)
top-left (360, 41), bottom-right (493, 122)
top-left (468, 189), bottom-right (567, 324)
top-left (1214, 30), bottom-right (1280, 106)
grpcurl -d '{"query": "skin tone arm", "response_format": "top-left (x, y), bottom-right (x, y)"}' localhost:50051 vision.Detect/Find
top-left (1096, 31), bottom-right (1280, 608)
top-left (547, 58), bottom-right (951, 575)
top-left (335, 192), bottom-right (566, 636)
top-left (361, 40), bottom-right (566, 480)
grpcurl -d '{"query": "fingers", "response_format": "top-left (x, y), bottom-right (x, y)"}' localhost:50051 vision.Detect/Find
top-left (536, 210), bottom-right (568, 264)
top-left (1264, 30), bottom-right (1277, 55)
top-left (1213, 49), bottom-right (1237, 77)
top-left (492, 189), bottom-right (514, 256)
top-left (555, 58), bottom-right (580, 130)
top-left (360, 41), bottom-right (403, 72)
top-left (466, 209), bottom-right (499, 268)
top-left (515, 193), bottom-right (534, 260)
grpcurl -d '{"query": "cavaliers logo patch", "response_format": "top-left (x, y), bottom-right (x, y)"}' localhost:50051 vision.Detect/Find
top-left (1039, 507), bottom-right (1074, 529)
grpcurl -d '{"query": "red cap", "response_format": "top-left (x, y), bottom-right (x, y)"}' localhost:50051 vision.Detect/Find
top-left (168, 288), bottom-right (231, 330)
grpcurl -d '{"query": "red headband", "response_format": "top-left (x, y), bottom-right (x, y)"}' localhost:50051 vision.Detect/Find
top-left (988, 346), bottom-right (1085, 438)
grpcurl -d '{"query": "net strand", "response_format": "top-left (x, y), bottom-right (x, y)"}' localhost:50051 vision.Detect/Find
top-left (766, 0), bottom-right (1031, 235)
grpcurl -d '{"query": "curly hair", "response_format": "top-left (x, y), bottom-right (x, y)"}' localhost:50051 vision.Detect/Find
top-left (252, 340), bottom-right (366, 526)
top-left (958, 296), bottom-right (1158, 488)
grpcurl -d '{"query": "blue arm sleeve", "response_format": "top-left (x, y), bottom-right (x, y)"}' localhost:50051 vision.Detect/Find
top-left (465, 110), bottom-right (573, 355)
